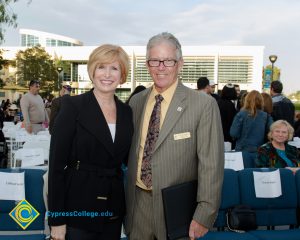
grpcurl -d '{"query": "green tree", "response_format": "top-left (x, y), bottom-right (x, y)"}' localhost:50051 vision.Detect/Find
top-left (0, 49), bottom-right (8, 69)
top-left (0, 49), bottom-right (8, 87)
top-left (0, 0), bottom-right (18, 43)
top-left (15, 45), bottom-right (58, 93)
top-left (53, 54), bottom-right (72, 82)
top-left (0, 0), bottom-right (31, 43)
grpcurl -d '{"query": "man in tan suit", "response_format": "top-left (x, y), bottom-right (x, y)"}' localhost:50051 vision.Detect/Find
top-left (125, 32), bottom-right (224, 240)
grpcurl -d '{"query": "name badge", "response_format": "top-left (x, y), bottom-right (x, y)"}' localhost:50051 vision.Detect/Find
top-left (174, 132), bottom-right (191, 140)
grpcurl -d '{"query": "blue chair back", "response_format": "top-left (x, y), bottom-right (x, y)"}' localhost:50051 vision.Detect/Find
top-left (0, 168), bottom-right (46, 232)
top-left (214, 169), bottom-right (240, 227)
top-left (294, 170), bottom-right (300, 206)
top-left (238, 168), bottom-right (297, 227)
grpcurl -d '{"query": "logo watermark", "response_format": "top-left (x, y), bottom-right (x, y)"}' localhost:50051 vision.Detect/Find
top-left (46, 210), bottom-right (113, 218)
top-left (9, 199), bottom-right (40, 230)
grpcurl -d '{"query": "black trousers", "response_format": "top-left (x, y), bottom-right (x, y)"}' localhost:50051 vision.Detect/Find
top-left (66, 219), bottom-right (122, 240)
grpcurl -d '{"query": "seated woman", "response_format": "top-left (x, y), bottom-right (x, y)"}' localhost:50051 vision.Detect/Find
top-left (256, 120), bottom-right (300, 172)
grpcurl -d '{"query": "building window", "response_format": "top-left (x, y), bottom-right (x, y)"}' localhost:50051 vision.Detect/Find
top-left (115, 89), bottom-right (131, 102)
top-left (57, 40), bottom-right (71, 46)
top-left (218, 57), bottom-right (253, 83)
top-left (21, 34), bottom-right (39, 46)
top-left (77, 64), bottom-right (89, 82)
top-left (46, 38), bottom-right (57, 46)
top-left (135, 56), bottom-right (152, 82)
top-left (180, 56), bottom-right (215, 82)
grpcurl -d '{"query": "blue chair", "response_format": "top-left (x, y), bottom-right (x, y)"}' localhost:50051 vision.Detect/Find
top-left (201, 169), bottom-right (258, 240)
top-left (294, 170), bottom-right (300, 226)
top-left (0, 168), bottom-right (46, 239)
top-left (239, 168), bottom-right (300, 240)
top-left (214, 169), bottom-right (240, 228)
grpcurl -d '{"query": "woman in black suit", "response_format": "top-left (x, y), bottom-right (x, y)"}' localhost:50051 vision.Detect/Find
top-left (48, 44), bottom-right (133, 240)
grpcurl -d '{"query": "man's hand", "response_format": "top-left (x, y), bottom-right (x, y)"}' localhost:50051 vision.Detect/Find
top-left (50, 224), bottom-right (66, 240)
top-left (25, 124), bottom-right (32, 134)
top-left (189, 219), bottom-right (208, 239)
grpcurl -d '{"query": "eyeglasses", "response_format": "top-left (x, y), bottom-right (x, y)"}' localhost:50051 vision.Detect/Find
top-left (147, 59), bottom-right (177, 67)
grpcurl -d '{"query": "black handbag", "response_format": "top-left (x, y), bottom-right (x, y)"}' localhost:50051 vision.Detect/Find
top-left (226, 205), bottom-right (257, 233)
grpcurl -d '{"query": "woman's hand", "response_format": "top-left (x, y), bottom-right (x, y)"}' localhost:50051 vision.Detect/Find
top-left (50, 225), bottom-right (66, 240)
top-left (285, 167), bottom-right (300, 175)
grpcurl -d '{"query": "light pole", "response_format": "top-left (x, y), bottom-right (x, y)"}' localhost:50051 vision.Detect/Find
top-left (269, 55), bottom-right (277, 82)
top-left (57, 67), bottom-right (63, 89)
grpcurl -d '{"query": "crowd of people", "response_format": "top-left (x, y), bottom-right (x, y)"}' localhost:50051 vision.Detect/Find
top-left (1, 32), bottom-right (300, 240)
top-left (196, 77), bottom-right (300, 170)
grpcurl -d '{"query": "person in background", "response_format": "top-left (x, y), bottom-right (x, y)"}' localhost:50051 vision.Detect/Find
top-left (3, 99), bottom-right (11, 111)
top-left (294, 112), bottom-right (300, 138)
top-left (234, 84), bottom-right (241, 98)
top-left (217, 83), bottom-right (237, 147)
top-left (261, 92), bottom-right (274, 143)
top-left (234, 84), bottom-right (241, 110)
top-left (20, 80), bottom-right (49, 134)
top-left (256, 120), bottom-right (300, 174)
top-left (16, 94), bottom-right (22, 108)
top-left (209, 80), bottom-right (220, 101)
top-left (270, 80), bottom-right (295, 126)
top-left (230, 90), bottom-right (273, 168)
top-left (261, 92), bottom-right (273, 115)
top-left (196, 76), bottom-right (211, 94)
top-left (125, 85), bottom-right (146, 104)
top-left (0, 100), bottom-right (5, 110)
top-left (238, 91), bottom-right (248, 110)
top-left (4, 104), bottom-right (20, 124)
top-left (48, 44), bottom-right (133, 240)
top-left (125, 32), bottom-right (224, 240)
top-left (49, 84), bottom-right (72, 134)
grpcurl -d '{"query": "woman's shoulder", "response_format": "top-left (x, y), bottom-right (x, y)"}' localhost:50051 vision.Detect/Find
top-left (234, 110), bottom-right (248, 119)
top-left (60, 93), bottom-right (88, 113)
top-left (286, 143), bottom-right (298, 152)
top-left (258, 142), bottom-right (273, 151)
top-left (257, 110), bottom-right (268, 117)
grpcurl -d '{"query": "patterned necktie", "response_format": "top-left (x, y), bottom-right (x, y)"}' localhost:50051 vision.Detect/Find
top-left (141, 94), bottom-right (164, 188)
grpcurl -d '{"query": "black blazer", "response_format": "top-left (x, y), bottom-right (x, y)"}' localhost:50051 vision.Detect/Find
top-left (49, 95), bottom-right (70, 135)
top-left (48, 90), bottom-right (133, 232)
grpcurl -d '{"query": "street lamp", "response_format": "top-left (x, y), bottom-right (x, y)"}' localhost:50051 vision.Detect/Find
top-left (269, 55), bottom-right (277, 81)
top-left (57, 67), bottom-right (63, 89)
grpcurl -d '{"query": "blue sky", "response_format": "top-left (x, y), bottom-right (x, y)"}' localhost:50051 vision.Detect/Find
top-left (1, 0), bottom-right (300, 94)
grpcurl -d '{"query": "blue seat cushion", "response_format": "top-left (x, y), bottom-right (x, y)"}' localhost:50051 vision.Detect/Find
top-left (0, 234), bottom-right (46, 240)
top-left (249, 229), bottom-right (300, 240)
top-left (200, 231), bottom-right (258, 240)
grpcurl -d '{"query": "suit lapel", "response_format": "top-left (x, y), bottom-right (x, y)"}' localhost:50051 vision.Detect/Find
top-left (154, 83), bottom-right (187, 152)
top-left (133, 89), bottom-right (151, 156)
top-left (77, 91), bottom-right (114, 157)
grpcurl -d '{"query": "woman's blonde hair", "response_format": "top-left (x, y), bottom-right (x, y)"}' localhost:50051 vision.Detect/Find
top-left (268, 120), bottom-right (294, 141)
top-left (87, 44), bottom-right (129, 84)
top-left (242, 90), bottom-right (263, 117)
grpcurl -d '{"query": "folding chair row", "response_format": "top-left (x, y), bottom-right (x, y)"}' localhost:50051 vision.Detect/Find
top-left (202, 168), bottom-right (300, 240)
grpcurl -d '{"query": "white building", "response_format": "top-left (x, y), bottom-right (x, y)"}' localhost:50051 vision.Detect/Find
top-left (19, 29), bottom-right (83, 47)
top-left (1, 29), bottom-right (265, 102)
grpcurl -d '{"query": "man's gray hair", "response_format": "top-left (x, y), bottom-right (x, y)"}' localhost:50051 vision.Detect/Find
top-left (146, 32), bottom-right (182, 60)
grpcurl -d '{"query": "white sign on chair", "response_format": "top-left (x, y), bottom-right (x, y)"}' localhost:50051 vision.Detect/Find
top-left (224, 151), bottom-right (244, 171)
top-left (0, 171), bottom-right (25, 200)
top-left (15, 148), bottom-right (45, 167)
top-left (253, 169), bottom-right (282, 198)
